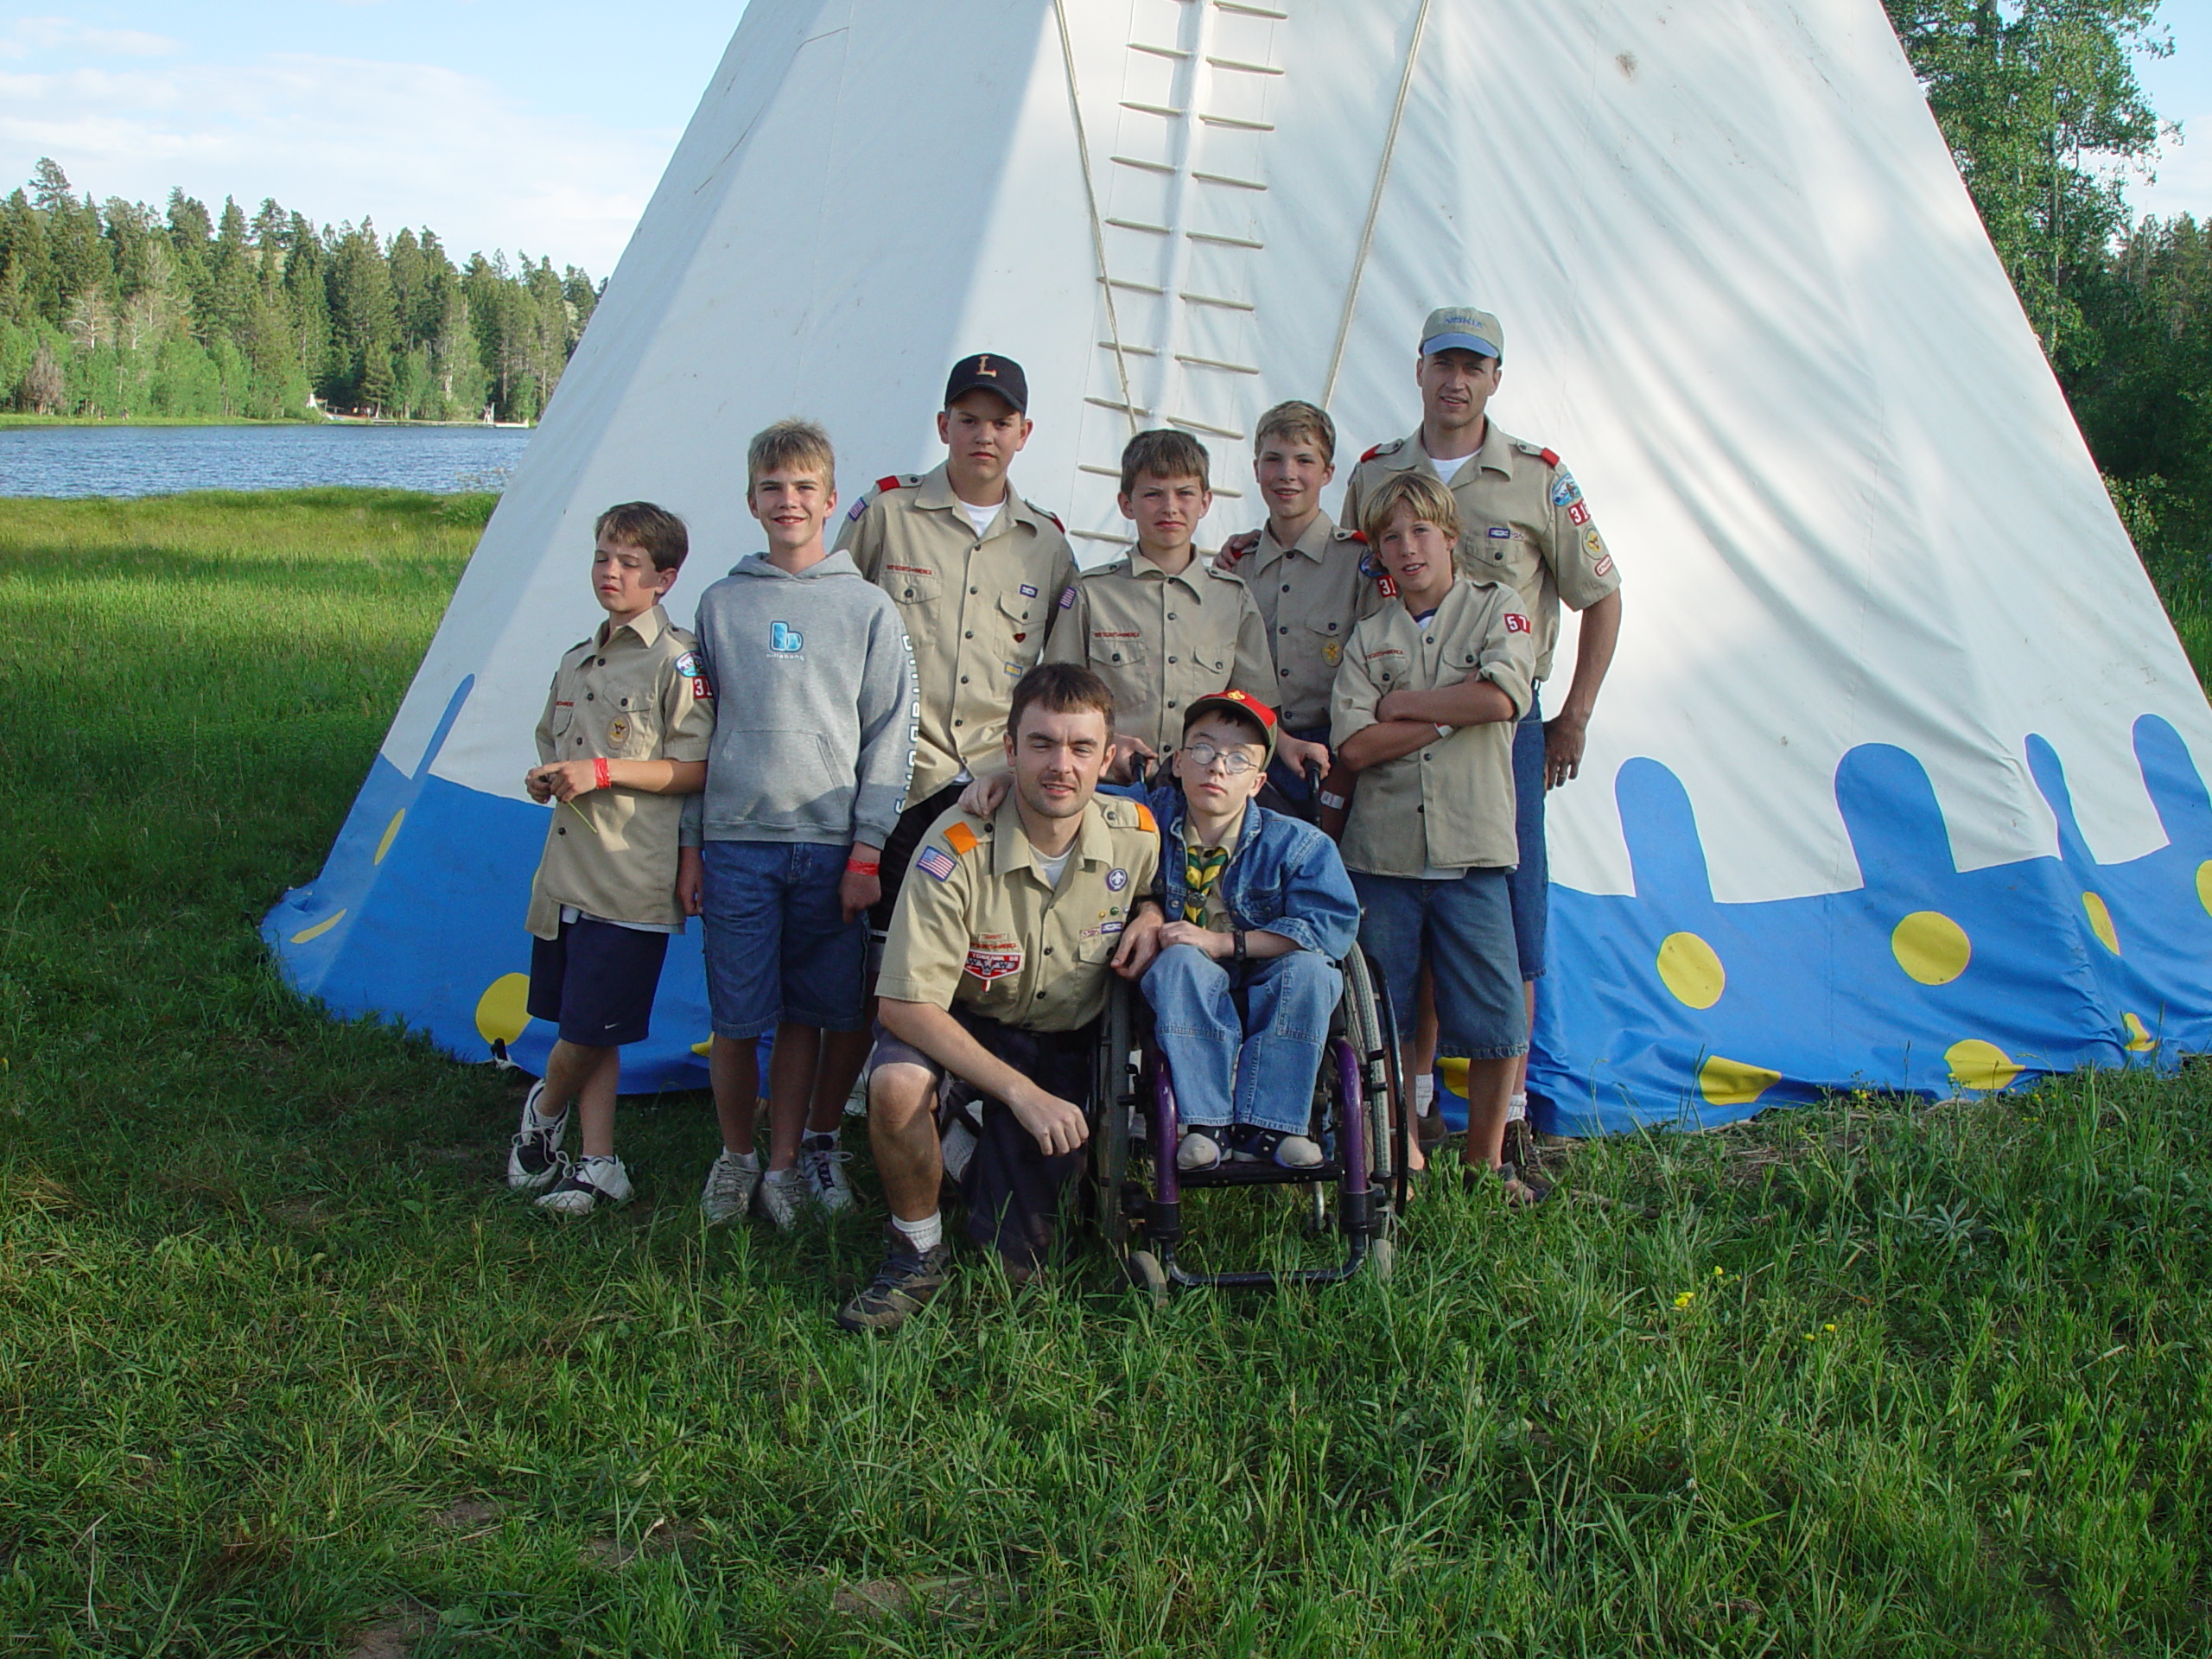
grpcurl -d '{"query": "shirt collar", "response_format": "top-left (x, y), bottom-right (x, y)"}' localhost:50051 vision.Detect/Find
top-left (917, 461), bottom-right (1035, 535)
top-left (1122, 551), bottom-right (1208, 596)
top-left (992, 795), bottom-right (1115, 881)
top-left (597, 603), bottom-right (670, 650)
top-left (1258, 512), bottom-right (1337, 566)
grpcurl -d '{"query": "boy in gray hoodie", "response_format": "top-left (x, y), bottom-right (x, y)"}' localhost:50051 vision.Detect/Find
top-left (679, 420), bottom-right (918, 1230)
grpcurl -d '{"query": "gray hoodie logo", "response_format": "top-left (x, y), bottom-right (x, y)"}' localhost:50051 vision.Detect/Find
top-left (769, 621), bottom-right (804, 654)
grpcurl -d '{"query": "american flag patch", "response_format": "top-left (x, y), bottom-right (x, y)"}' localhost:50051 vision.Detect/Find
top-left (917, 847), bottom-right (958, 881)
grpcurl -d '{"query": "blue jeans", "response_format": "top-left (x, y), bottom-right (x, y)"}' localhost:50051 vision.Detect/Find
top-left (700, 840), bottom-right (867, 1039)
top-left (1141, 944), bottom-right (1341, 1134)
top-left (1507, 689), bottom-right (1548, 980)
top-left (1352, 868), bottom-right (1528, 1059)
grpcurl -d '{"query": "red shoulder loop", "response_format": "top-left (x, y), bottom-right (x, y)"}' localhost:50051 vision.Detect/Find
top-left (1046, 510), bottom-right (1064, 531)
top-left (1348, 529), bottom-right (1369, 545)
top-left (876, 475), bottom-right (904, 494)
top-left (1540, 448), bottom-right (1560, 468)
top-left (1360, 443), bottom-right (1382, 462)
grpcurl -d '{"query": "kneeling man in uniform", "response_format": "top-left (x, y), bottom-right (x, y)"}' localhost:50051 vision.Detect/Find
top-left (836, 664), bottom-right (1164, 1332)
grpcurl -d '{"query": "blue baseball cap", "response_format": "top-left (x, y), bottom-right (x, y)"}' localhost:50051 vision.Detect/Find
top-left (1420, 306), bottom-right (1503, 359)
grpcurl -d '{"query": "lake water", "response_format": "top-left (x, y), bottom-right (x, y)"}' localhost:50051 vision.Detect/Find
top-left (0, 423), bottom-right (537, 499)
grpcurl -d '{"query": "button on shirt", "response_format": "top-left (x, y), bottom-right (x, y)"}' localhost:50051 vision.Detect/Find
top-left (1338, 421), bottom-right (1620, 682)
top-left (836, 461), bottom-right (1077, 799)
top-left (525, 604), bottom-right (715, 938)
top-left (1042, 554), bottom-right (1274, 760)
top-left (1330, 579), bottom-right (1536, 876)
top-left (876, 797), bottom-right (1162, 1032)
top-left (1240, 512), bottom-right (1385, 732)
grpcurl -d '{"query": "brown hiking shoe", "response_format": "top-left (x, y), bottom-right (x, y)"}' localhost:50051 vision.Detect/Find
top-left (835, 1230), bottom-right (954, 1332)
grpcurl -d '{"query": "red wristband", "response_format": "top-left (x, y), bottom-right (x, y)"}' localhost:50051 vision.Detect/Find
top-left (846, 858), bottom-right (881, 876)
top-left (592, 757), bottom-right (611, 791)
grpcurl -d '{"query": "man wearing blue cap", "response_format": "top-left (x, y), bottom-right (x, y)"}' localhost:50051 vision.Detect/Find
top-left (1336, 306), bottom-right (1624, 1147)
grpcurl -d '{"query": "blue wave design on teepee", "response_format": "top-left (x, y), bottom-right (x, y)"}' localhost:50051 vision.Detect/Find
top-left (1523, 715), bottom-right (2212, 1135)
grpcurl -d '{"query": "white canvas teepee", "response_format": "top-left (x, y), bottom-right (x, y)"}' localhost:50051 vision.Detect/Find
top-left (266, 0), bottom-right (2212, 1133)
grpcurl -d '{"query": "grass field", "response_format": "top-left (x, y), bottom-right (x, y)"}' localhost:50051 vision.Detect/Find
top-left (3, 491), bottom-right (2210, 1656)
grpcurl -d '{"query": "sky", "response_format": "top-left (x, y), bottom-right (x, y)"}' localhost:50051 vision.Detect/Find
top-left (1, 1), bottom-right (2209, 276)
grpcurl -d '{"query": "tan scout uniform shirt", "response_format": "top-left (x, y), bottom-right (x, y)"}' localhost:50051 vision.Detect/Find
top-left (877, 797), bottom-right (1163, 1033)
top-left (526, 604), bottom-right (715, 938)
top-left (1338, 421), bottom-right (1620, 683)
top-left (1042, 553), bottom-right (1274, 760)
top-left (1331, 578), bottom-right (1536, 876)
top-left (836, 462), bottom-right (1077, 799)
top-left (1241, 512), bottom-right (1385, 732)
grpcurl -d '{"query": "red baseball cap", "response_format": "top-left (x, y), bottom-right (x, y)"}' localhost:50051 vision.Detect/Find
top-left (1182, 690), bottom-right (1279, 762)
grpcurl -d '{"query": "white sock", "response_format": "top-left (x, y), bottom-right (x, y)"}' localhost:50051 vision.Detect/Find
top-left (723, 1147), bottom-right (760, 1170)
top-left (1414, 1073), bottom-right (1436, 1118)
top-left (892, 1211), bottom-right (944, 1252)
top-left (1507, 1091), bottom-right (1528, 1124)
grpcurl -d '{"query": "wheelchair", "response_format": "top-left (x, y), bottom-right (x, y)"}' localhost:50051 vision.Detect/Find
top-left (1085, 949), bottom-right (1410, 1302)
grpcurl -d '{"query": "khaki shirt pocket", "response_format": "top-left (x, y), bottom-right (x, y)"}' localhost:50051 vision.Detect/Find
top-left (1092, 630), bottom-right (1149, 670)
top-left (603, 693), bottom-right (658, 758)
top-left (1075, 932), bottom-right (1121, 965)
top-left (995, 588), bottom-right (1043, 658)
top-left (885, 562), bottom-right (944, 609)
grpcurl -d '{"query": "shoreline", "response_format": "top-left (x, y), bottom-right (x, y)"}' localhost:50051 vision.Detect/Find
top-left (0, 414), bottom-right (537, 430)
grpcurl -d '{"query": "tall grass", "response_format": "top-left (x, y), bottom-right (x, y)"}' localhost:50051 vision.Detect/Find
top-left (0, 493), bottom-right (2208, 1656)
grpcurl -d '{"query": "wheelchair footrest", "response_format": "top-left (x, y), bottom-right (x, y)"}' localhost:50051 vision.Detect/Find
top-left (1175, 1160), bottom-right (1352, 1189)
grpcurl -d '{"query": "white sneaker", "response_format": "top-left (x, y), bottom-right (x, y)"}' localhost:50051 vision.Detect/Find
top-left (801, 1133), bottom-right (855, 1213)
top-left (1176, 1127), bottom-right (1224, 1171)
top-left (755, 1168), bottom-right (808, 1233)
top-left (506, 1080), bottom-right (569, 1191)
top-left (536, 1154), bottom-right (632, 1216)
top-left (699, 1150), bottom-right (760, 1225)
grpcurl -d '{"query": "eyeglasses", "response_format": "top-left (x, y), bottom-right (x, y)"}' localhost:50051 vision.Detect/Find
top-left (1184, 740), bottom-right (1261, 775)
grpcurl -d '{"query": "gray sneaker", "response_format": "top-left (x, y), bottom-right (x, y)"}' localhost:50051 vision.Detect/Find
top-left (536, 1154), bottom-right (632, 1216)
top-left (755, 1168), bottom-right (809, 1233)
top-left (800, 1133), bottom-right (855, 1214)
top-left (699, 1150), bottom-right (760, 1225)
top-left (835, 1230), bottom-right (954, 1332)
top-left (506, 1081), bottom-right (569, 1191)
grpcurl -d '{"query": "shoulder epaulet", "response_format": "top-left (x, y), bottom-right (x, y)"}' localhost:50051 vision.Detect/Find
top-left (1332, 526), bottom-right (1368, 546)
top-left (1510, 440), bottom-right (1558, 467)
top-left (1359, 440), bottom-right (1395, 463)
top-left (1541, 448), bottom-right (1560, 467)
top-left (942, 820), bottom-right (982, 856)
top-left (1103, 798), bottom-right (1156, 833)
top-left (874, 474), bottom-right (904, 494)
top-left (1133, 802), bottom-right (1157, 834)
top-left (1025, 497), bottom-right (1065, 531)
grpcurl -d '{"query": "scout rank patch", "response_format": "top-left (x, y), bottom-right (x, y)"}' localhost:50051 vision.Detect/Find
top-left (607, 715), bottom-right (631, 745)
top-left (673, 649), bottom-right (712, 699)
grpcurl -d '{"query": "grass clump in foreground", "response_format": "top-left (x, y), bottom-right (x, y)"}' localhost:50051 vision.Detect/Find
top-left (2, 490), bottom-right (2210, 1656)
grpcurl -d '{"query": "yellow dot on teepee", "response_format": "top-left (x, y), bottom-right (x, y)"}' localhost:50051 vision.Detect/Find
top-left (474, 973), bottom-right (533, 1047)
top-left (374, 809), bottom-right (406, 865)
top-left (690, 1038), bottom-right (713, 1057)
top-left (1700, 1056), bottom-right (1781, 1106)
top-left (2123, 1012), bottom-right (2157, 1052)
top-left (1946, 1039), bottom-right (2021, 1092)
top-left (1435, 1057), bottom-right (1470, 1099)
top-left (1657, 932), bottom-right (1725, 1009)
top-left (2082, 892), bottom-right (2120, 955)
top-left (1891, 911), bottom-right (1970, 985)
top-left (2196, 861), bottom-right (2212, 918)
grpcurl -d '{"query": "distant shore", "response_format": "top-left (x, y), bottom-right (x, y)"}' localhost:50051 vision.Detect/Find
top-left (0, 413), bottom-right (537, 430)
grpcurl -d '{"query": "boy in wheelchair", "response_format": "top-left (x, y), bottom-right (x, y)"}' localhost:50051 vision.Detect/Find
top-left (1138, 690), bottom-right (1363, 1171)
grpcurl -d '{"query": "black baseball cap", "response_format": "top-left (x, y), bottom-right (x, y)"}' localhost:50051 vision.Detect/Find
top-left (944, 353), bottom-right (1029, 414)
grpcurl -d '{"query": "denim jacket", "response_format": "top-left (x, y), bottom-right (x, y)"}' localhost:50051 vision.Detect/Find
top-left (1146, 787), bottom-right (1362, 963)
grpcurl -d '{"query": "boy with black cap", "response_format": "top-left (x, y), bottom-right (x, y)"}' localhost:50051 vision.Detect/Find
top-left (836, 353), bottom-right (1077, 925)
top-left (1138, 690), bottom-right (1361, 1171)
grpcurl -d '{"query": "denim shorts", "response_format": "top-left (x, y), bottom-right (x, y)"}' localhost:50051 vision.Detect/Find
top-left (1507, 689), bottom-right (1548, 981)
top-left (700, 840), bottom-right (868, 1039)
top-left (527, 918), bottom-right (670, 1047)
top-left (1352, 867), bottom-right (1528, 1060)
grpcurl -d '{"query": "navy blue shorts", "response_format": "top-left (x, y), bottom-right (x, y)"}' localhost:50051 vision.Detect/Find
top-left (1352, 868), bottom-right (1528, 1061)
top-left (527, 918), bottom-right (671, 1048)
top-left (1507, 690), bottom-right (1548, 982)
top-left (701, 840), bottom-right (868, 1039)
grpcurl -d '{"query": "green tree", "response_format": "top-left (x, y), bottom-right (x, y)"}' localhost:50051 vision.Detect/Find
top-left (1885, 1), bottom-right (2170, 360)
